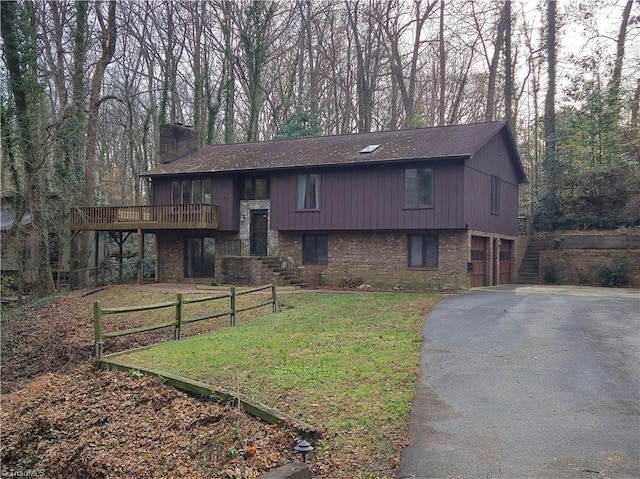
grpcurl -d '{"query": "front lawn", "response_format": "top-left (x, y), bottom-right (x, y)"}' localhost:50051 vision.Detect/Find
top-left (110, 292), bottom-right (442, 478)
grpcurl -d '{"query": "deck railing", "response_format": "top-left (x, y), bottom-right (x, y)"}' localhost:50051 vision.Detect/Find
top-left (70, 204), bottom-right (219, 231)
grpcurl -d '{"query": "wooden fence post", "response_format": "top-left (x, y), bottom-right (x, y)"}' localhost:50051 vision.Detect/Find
top-left (174, 293), bottom-right (183, 340)
top-left (93, 301), bottom-right (104, 361)
top-left (230, 286), bottom-right (236, 326)
top-left (271, 279), bottom-right (278, 313)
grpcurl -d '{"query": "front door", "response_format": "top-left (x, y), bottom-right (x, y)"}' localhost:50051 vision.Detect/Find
top-left (250, 210), bottom-right (268, 256)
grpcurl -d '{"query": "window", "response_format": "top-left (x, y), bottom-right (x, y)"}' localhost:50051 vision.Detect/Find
top-left (491, 176), bottom-right (500, 214)
top-left (302, 234), bottom-right (328, 265)
top-left (243, 177), bottom-right (270, 200)
top-left (171, 179), bottom-right (213, 204)
top-left (404, 168), bottom-right (433, 208)
top-left (471, 250), bottom-right (485, 261)
top-left (296, 174), bottom-right (319, 210)
top-left (408, 235), bottom-right (438, 268)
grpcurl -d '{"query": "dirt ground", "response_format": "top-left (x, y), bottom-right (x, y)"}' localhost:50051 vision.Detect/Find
top-left (0, 285), bottom-right (360, 478)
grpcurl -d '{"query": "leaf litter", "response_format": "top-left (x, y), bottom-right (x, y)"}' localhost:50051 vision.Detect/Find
top-left (0, 285), bottom-right (394, 478)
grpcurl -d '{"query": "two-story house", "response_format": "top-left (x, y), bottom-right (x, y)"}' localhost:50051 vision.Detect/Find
top-left (71, 121), bottom-right (526, 289)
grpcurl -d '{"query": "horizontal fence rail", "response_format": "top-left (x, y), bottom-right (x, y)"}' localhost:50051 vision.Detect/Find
top-left (93, 281), bottom-right (279, 360)
top-left (71, 204), bottom-right (219, 231)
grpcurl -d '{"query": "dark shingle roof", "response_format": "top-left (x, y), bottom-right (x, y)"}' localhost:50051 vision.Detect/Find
top-left (145, 121), bottom-right (525, 183)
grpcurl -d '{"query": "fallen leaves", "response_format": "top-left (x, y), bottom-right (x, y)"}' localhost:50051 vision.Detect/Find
top-left (0, 285), bottom-right (402, 478)
top-left (1, 365), bottom-right (302, 478)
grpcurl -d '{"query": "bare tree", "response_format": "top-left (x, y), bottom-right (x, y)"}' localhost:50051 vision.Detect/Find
top-left (543, 0), bottom-right (557, 194)
top-left (346, 1), bottom-right (384, 132)
top-left (378, 0), bottom-right (438, 128)
top-left (504, 0), bottom-right (513, 125)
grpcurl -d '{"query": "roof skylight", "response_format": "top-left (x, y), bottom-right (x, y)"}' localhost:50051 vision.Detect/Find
top-left (359, 144), bottom-right (381, 154)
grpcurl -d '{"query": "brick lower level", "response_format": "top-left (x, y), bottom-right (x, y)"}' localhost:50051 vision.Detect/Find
top-left (278, 230), bottom-right (471, 290)
top-left (157, 229), bottom-right (519, 289)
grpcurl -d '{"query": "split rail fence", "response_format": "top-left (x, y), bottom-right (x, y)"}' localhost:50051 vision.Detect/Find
top-left (93, 281), bottom-right (279, 360)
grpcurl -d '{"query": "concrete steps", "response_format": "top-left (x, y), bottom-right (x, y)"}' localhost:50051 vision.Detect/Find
top-left (516, 237), bottom-right (547, 284)
top-left (260, 257), bottom-right (307, 288)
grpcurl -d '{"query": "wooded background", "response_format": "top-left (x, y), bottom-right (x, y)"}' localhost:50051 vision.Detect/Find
top-left (1, 0), bottom-right (638, 293)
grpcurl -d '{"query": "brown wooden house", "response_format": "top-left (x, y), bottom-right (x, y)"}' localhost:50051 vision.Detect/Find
top-left (70, 121), bottom-right (527, 289)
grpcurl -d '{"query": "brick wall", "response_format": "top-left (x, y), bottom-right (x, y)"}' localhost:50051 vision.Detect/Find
top-left (278, 230), bottom-right (470, 290)
top-left (159, 124), bottom-right (197, 164)
top-left (222, 257), bottom-right (269, 285)
top-left (157, 231), bottom-right (184, 282)
top-left (540, 250), bottom-right (640, 287)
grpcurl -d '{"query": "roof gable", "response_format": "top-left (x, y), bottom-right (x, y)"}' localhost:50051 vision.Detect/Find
top-left (145, 121), bottom-right (526, 184)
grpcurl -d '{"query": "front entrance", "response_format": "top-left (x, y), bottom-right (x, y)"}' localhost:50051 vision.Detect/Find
top-left (185, 236), bottom-right (215, 278)
top-left (470, 236), bottom-right (487, 287)
top-left (250, 210), bottom-right (268, 256)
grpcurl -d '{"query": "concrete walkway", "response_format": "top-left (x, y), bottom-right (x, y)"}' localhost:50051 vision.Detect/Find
top-left (398, 285), bottom-right (640, 479)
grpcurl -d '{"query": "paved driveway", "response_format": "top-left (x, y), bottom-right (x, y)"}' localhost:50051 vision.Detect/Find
top-left (398, 285), bottom-right (640, 479)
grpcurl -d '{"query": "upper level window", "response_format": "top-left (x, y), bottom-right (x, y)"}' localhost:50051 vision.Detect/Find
top-left (491, 176), bottom-right (500, 214)
top-left (296, 174), bottom-right (319, 210)
top-left (404, 168), bottom-right (433, 208)
top-left (172, 179), bottom-right (212, 204)
top-left (243, 178), bottom-right (270, 200)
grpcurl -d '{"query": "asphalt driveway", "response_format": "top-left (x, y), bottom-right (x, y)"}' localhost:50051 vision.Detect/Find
top-left (398, 285), bottom-right (640, 479)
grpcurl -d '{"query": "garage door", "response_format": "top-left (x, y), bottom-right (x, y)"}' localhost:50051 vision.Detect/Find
top-left (470, 236), bottom-right (487, 287)
top-left (499, 241), bottom-right (512, 283)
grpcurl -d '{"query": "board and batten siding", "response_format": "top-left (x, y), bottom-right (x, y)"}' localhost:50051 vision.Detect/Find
top-left (270, 161), bottom-right (465, 231)
top-left (464, 133), bottom-right (520, 236)
top-left (151, 175), bottom-right (239, 231)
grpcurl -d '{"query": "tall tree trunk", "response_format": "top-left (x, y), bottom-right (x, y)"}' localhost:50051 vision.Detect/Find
top-left (381, 0), bottom-right (437, 129)
top-left (608, 0), bottom-right (633, 107)
top-left (78, 0), bottom-right (116, 275)
top-left (504, 0), bottom-right (513, 126)
top-left (240, 1), bottom-right (276, 142)
top-left (347, 1), bottom-right (381, 133)
top-left (631, 79), bottom-right (639, 129)
top-left (438, 0), bottom-right (445, 126)
top-left (222, 1), bottom-right (236, 144)
top-left (193, 1), bottom-right (204, 145)
top-left (485, 2), bottom-right (508, 122)
top-left (0, 1), bottom-right (55, 294)
top-left (543, 0), bottom-right (557, 191)
top-left (300, 1), bottom-right (318, 114)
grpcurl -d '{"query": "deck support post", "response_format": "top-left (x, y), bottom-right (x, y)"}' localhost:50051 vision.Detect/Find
top-left (137, 229), bottom-right (143, 284)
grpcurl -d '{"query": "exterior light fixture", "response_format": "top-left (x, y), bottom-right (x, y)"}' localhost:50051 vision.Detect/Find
top-left (241, 214), bottom-right (246, 222)
top-left (294, 440), bottom-right (314, 462)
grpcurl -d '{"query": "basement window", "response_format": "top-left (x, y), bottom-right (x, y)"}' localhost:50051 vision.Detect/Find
top-left (302, 234), bottom-right (328, 265)
top-left (408, 235), bottom-right (438, 268)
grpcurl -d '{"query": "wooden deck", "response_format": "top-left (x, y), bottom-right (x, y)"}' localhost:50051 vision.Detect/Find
top-left (70, 204), bottom-right (219, 231)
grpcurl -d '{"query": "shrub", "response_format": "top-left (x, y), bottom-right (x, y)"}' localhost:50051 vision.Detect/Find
top-left (576, 268), bottom-right (591, 285)
top-left (340, 276), bottom-right (364, 289)
top-left (596, 258), bottom-right (629, 287)
top-left (1, 275), bottom-right (15, 296)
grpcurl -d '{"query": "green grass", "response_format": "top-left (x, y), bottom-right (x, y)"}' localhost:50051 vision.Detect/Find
top-left (111, 292), bottom-right (442, 477)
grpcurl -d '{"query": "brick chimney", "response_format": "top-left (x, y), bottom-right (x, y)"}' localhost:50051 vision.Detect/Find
top-left (159, 124), bottom-right (198, 164)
